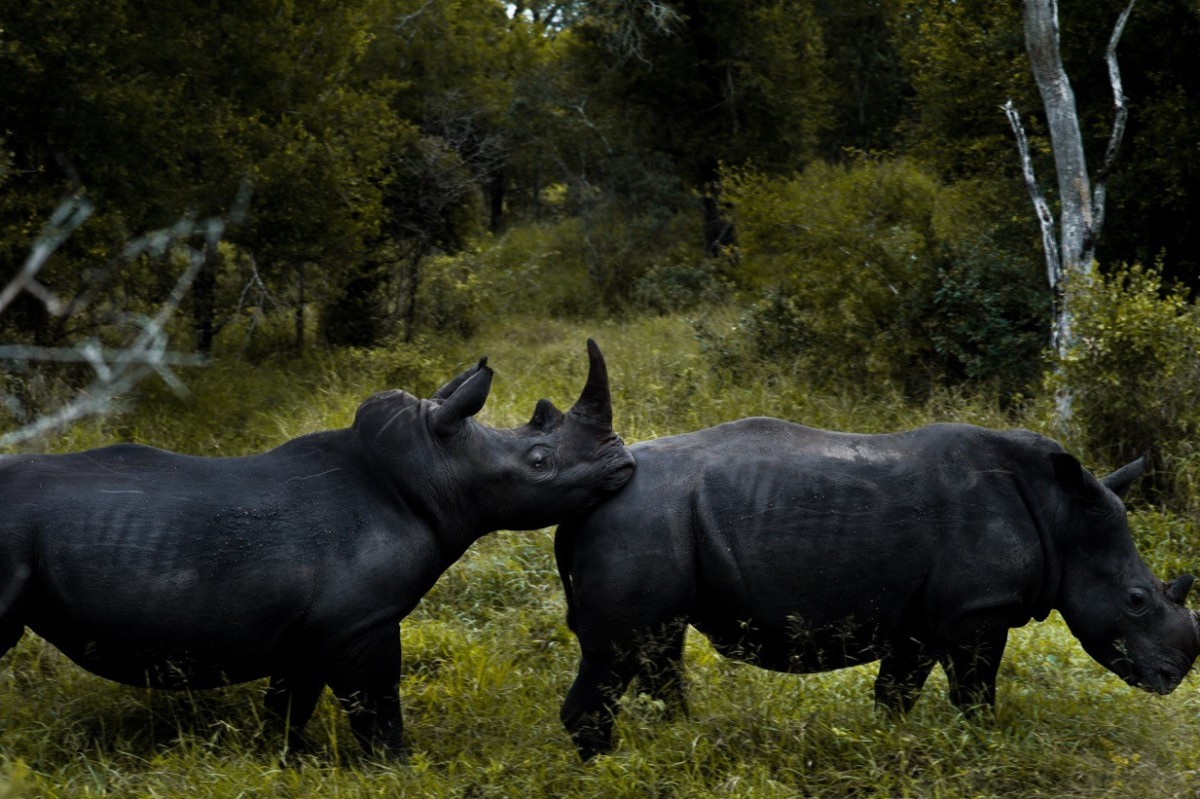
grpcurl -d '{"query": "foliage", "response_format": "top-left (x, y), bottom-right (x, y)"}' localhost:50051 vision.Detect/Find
top-left (1053, 263), bottom-right (1200, 506)
top-left (715, 159), bottom-right (1046, 396)
top-left (632, 246), bottom-right (735, 315)
top-left (431, 205), bottom-right (702, 321)
top-left (413, 254), bottom-right (483, 340)
top-left (812, 0), bottom-right (912, 157)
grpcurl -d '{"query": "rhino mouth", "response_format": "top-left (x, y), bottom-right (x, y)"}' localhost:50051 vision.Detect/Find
top-left (1122, 653), bottom-right (1191, 696)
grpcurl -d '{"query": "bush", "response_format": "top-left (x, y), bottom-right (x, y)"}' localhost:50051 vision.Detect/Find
top-left (1053, 263), bottom-right (1200, 506)
top-left (415, 254), bottom-right (482, 339)
top-left (717, 159), bottom-right (1046, 397)
top-left (633, 246), bottom-right (734, 315)
top-left (320, 262), bottom-right (390, 347)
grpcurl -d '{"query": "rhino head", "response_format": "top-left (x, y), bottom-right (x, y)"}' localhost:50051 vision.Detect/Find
top-left (1051, 454), bottom-right (1199, 694)
top-left (352, 339), bottom-right (635, 542)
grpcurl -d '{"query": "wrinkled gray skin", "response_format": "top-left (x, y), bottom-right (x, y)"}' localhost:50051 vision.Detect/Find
top-left (555, 419), bottom-right (1200, 760)
top-left (0, 340), bottom-right (633, 759)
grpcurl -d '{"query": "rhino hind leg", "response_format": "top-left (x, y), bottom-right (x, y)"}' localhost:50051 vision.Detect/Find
top-left (0, 563), bottom-right (30, 660)
top-left (874, 632), bottom-right (936, 715)
top-left (264, 673), bottom-right (326, 754)
top-left (326, 629), bottom-right (406, 760)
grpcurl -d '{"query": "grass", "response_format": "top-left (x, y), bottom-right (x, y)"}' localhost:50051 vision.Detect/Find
top-left (3, 312), bottom-right (1200, 798)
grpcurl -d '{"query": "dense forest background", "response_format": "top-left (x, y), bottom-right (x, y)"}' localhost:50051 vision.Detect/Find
top-left (4, 0), bottom-right (1200, 412)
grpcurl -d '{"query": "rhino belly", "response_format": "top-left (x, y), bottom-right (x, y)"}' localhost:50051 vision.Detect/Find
top-left (693, 607), bottom-right (893, 674)
top-left (25, 563), bottom-right (310, 688)
top-left (39, 635), bottom-right (272, 689)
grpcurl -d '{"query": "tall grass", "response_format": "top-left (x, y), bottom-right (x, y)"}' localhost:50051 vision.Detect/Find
top-left (3, 313), bottom-right (1199, 798)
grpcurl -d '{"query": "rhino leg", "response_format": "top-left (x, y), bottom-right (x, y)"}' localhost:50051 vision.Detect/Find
top-left (326, 628), bottom-right (406, 759)
top-left (560, 653), bottom-right (639, 761)
top-left (633, 620), bottom-right (689, 718)
top-left (936, 619), bottom-right (1009, 714)
top-left (874, 631), bottom-right (935, 715)
top-left (264, 673), bottom-right (325, 754)
top-left (0, 563), bottom-right (30, 660)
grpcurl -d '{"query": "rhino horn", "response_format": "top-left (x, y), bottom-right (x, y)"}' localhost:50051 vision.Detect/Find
top-left (1165, 573), bottom-right (1195, 605)
top-left (567, 339), bottom-right (614, 431)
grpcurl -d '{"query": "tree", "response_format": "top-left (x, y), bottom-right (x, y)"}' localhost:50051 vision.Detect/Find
top-left (898, 0), bottom-right (1200, 289)
top-left (1004, 0), bottom-right (1135, 421)
top-left (812, 0), bottom-right (911, 157)
top-left (0, 0), bottom-right (402, 354)
top-left (565, 0), bottom-right (834, 254)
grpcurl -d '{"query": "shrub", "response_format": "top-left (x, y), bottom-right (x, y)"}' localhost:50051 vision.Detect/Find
top-left (320, 261), bottom-right (390, 347)
top-left (717, 159), bottom-right (1046, 397)
top-left (1053, 263), bottom-right (1200, 507)
top-left (415, 254), bottom-right (482, 339)
top-left (633, 246), bottom-right (734, 315)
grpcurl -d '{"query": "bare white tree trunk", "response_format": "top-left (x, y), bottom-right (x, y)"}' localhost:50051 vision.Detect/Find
top-left (1004, 0), bottom-right (1135, 424)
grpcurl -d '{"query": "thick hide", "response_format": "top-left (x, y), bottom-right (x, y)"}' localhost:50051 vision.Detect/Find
top-left (0, 340), bottom-right (634, 759)
top-left (554, 419), bottom-right (1199, 760)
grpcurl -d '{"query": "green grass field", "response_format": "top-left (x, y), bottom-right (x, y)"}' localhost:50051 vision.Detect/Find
top-left (3, 315), bottom-right (1200, 798)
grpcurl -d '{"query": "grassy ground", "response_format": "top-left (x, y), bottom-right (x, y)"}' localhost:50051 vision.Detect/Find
top-left (3, 314), bottom-right (1200, 798)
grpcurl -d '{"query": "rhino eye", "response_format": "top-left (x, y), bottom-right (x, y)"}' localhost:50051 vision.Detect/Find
top-left (527, 447), bottom-right (553, 471)
top-left (1126, 588), bottom-right (1150, 616)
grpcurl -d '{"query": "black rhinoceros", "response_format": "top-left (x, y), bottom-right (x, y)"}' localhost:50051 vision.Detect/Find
top-left (0, 340), bottom-right (634, 758)
top-left (554, 419), bottom-right (1199, 759)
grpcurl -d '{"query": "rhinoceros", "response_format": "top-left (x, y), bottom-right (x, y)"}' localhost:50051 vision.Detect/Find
top-left (0, 339), bottom-right (634, 758)
top-left (554, 419), bottom-right (1199, 759)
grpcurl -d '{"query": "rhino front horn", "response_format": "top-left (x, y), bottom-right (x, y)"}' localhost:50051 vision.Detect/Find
top-left (1166, 574), bottom-right (1195, 605)
top-left (568, 339), bottom-right (614, 431)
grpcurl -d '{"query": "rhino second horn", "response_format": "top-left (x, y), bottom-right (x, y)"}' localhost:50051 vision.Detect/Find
top-left (1166, 574), bottom-right (1196, 605)
top-left (568, 339), bottom-right (614, 431)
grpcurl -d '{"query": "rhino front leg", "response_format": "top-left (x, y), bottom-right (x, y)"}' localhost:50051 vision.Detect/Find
top-left (264, 673), bottom-right (325, 754)
top-left (937, 619), bottom-right (1009, 714)
top-left (633, 621), bottom-right (689, 719)
top-left (327, 628), bottom-right (406, 760)
top-left (561, 653), bottom-right (638, 761)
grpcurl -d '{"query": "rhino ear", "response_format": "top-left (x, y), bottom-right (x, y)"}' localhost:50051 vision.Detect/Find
top-left (1165, 574), bottom-right (1195, 606)
top-left (530, 398), bottom-right (565, 431)
top-left (1101, 456), bottom-right (1145, 499)
top-left (432, 357), bottom-right (489, 402)
top-left (431, 366), bottom-right (493, 436)
top-left (1051, 452), bottom-right (1094, 501)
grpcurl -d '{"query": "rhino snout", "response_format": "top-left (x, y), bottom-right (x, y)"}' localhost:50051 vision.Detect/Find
top-left (1123, 646), bottom-right (1193, 696)
top-left (1136, 664), bottom-right (1186, 696)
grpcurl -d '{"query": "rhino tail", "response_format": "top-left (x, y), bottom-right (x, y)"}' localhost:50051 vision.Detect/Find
top-left (553, 529), bottom-right (579, 634)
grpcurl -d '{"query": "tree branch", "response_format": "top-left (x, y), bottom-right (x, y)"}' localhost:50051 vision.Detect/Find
top-left (1, 188), bottom-right (249, 449)
top-left (1091, 0), bottom-right (1137, 240)
top-left (1003, 100), bottom-right (1061, 294)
